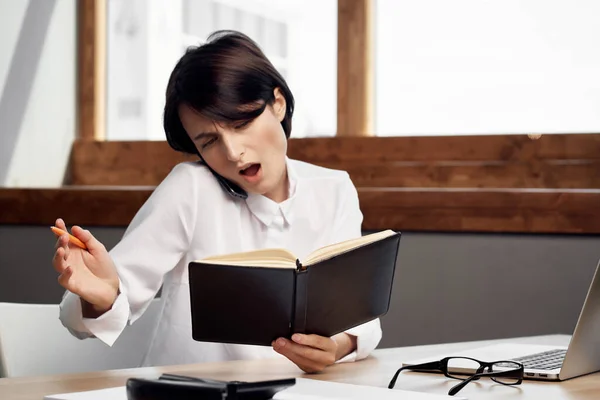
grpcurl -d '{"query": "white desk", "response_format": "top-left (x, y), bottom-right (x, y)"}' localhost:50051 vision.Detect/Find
top-left (0, 334), bottom-right (597, 400)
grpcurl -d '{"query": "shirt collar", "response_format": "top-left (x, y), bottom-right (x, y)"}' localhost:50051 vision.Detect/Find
top-left (245, 157), bottom-right (298, 227)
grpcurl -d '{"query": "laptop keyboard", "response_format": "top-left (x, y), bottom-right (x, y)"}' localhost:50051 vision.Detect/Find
top-left (504, 349), bottom-right (567, 370)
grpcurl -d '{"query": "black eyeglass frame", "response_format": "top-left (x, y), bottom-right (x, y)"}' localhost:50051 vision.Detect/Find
top-left (388, 356), bottom-right (524, 396)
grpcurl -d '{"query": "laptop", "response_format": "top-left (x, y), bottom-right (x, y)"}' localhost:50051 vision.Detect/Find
top-left (403, 258), bottom-right (600, 381)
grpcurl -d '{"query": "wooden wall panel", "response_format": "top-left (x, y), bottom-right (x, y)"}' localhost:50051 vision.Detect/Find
top-left (2, 187), bottom-right (599, 233)
top-left (0, 187), bottom-right (153, 227)
top-left (69, 140), bottom-right (194, 186)
top-left (324, 161), bottom-right (600, 188)
top-left (15, 134), bottom-right (595, 233)
top-left (68, 135), bottom-right (600, 188)
top-left (359, 188), bottom-right (600, 233)
top-left (286, 135), bottom-right (600, 162)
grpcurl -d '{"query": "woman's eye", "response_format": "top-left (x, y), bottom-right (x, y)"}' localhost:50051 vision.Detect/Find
top-left (234, 120), bottom-right (251, 130)
top-left (201, 137), bottom-right (217, 149)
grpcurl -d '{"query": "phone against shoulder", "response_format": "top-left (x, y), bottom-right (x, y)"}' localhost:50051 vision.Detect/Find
top-left (213, 171), bottom-right (248, 199)
top-left (125, 375), bottom-right (296, 400)
top-left (198, 158), bottom-right (248, 199)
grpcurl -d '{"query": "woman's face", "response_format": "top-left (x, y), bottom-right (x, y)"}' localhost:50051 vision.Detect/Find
top-left (179, 88), bottom-right (289, 202)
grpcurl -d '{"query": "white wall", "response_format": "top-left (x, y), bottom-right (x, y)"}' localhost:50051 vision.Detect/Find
top-left (0, 1), bottom-right (28, 95)
top-left (0, 0), bottom-right (76, 187)
top-left (375, 0), bottom-right (600, 136)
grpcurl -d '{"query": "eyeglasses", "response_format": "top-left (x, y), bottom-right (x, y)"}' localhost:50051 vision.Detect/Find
top-left (388, 356), bottom-right (524, 396)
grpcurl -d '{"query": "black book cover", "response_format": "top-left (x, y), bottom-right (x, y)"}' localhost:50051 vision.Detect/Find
top-left (188, 232), bottom-right (400, 346)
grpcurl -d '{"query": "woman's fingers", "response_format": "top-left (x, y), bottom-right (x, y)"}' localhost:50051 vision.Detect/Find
top-left (53, 219), bottom-right (76, 254)
top-left (273, 341), bottom-right (324, 373)
top-left (71, 225), bottom-right (106, 253)
top-left (292, 334), bottom-right (337, 353)
top-left (57, 266), bottom-right (74, 291)
top-left (52, 247), bottom-right (67, 273)
top-left (54, 232), bottom-right (68, 250)
top-left (55, 218), bottom-right (67, 231)
top-left (63, 238), bottom-right (71, 259)
top-left (272, 337), bottom-right (336, 373)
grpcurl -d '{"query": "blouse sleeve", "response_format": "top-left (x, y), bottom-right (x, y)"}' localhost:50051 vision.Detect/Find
top-left (59, 163), bottom-right (199, 346)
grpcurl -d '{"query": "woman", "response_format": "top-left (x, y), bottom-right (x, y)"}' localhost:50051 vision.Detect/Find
top-left (53, 30), bottom-right (381, 373)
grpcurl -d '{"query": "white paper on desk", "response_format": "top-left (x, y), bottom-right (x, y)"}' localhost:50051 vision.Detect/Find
top-left (274, 378), bottom-right (464, 399)
top-left (44, 386), bottom-right (125, 400)
top-left (44, 378), bottom-right (464, 400)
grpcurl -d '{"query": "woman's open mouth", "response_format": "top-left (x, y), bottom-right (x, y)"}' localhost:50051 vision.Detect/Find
top-left (239, 163), bottom-right (262, 183)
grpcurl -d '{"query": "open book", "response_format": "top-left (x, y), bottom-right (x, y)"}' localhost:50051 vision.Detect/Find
top-left (188, 230), bottom-right (401, 346)
top-left (199, 229), bottom-right (398, 269)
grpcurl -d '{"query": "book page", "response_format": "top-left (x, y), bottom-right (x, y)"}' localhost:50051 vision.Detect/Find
top-left (196, 248), bottom-right (298, 269)
top-left (194, 230), bottom-right (397, 269)
top-left (303, 230), bottom-right (397, 266)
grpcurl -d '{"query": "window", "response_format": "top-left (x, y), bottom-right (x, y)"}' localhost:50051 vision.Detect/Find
top-left (375, 0), bottom-right (600, 136)
top-left (106, 0), bottom-right (337, 140)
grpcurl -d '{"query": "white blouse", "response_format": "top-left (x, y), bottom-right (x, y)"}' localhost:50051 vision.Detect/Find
top-left (59, 158), bottom-right (382, 367)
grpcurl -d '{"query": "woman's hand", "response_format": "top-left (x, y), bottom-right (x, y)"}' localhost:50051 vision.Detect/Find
top-left (52, 218), bottom-right (120, 317)
top-left (272, 333), bottom-right (357, 373)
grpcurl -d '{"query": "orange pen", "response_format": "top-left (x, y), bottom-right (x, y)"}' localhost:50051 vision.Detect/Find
top-left (50, 226), bottom-right (88, 250)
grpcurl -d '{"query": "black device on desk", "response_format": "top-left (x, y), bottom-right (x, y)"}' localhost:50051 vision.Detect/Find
top-left (126, 374), bottom-right (295, 400)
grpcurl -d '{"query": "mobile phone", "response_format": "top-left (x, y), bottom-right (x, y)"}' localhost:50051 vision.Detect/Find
top-left (197, 158), bottom-right (248, 199)
top-left (212, 171), bottom-right (248, 199)
top-left (125, 375), bottom-right (296, 400)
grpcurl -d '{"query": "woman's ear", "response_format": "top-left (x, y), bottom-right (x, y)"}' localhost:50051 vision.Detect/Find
top-left (272, 88), bottom-right (286, 122)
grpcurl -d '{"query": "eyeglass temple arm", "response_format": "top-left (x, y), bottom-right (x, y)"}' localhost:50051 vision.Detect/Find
top-left (448, 374), bottom-right (477, 396)
top-left (388, 361), bottom-right (443, 389)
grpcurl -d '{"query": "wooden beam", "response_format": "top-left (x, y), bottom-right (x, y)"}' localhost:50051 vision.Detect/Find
top-left (358, 187), bottom-right (600, 233)
top-left (314, 160), bottom-right (600, 189)
top-left (337, 0), bottom-right (373, 137)
top-left (67, 134), bottom-right (600, 187)
top-left (0, 187), bottom-right (152, 227)
top-left (286, 135), bottom-right (600, 162)
top-left (68, 140), bottom-right (195, 186)
top-left (2, 187), bottom-right (599, 234)
top-left (77, 0), bottom-right (106, 140)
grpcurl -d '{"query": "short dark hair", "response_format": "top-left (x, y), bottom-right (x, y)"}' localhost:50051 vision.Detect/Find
top-left (163, 30), bottom-right (295, 155)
